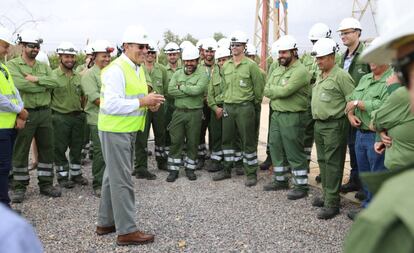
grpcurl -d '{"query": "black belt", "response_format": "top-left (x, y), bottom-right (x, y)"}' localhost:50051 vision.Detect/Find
top-left (26, 106), bottom-right (49, 111)
top-left (315, 117), bottom-right (345, 122)
top-left (175, 108), bottom-right (201, 112)
top-left (358, 128), bottom-right (375, 134)
top-left (224, 101), bottom-right (254, 106)
top-left (53, 110), bottom-right (83, 116)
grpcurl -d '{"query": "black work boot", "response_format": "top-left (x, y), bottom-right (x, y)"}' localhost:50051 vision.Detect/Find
top-left (185, 169), bottom-right (197, 181)
top-left (354, 189), bottom-right (366, 201)
top-left (166, 170), bottom-right (179, 182)
top-left (40, 185), bottom-right (62, 198)
top-left (11, 190), bottom-right (26, 203)
top-left (263, 181), bottom-right (289, 191)
top-left (71, 175), bottom-right (89, 185)
top-left (59, 179), bottom-right (75, 189)
top-left (235, 166), bottom-right (244, 175)
top-left (311, 197), bottom-right (324, 207)
top-left (157, 161), bottom-right (168, 171)
top-left (212, 169), bottom-right (231, 181)
top-left (340, 178), bottom-right (360, 193)
top-left (347, 209), bottom-right (361, 220)
top-left (315, 174), bottom-right (321, 183)
top-left (207, 162), bottom-right (222, 173)
top-left (287, 189), bottom-right (308, 200)
top-left (135, 170), bottom-right (157, 180)
top-left (259, 156), bottom-right (272, 171)
top-left (245, 177), bottom-right (257, 187)
top-left (196, 159), bottom-right (205, 170)
top-left (317, 207), bottom-right (340, 220)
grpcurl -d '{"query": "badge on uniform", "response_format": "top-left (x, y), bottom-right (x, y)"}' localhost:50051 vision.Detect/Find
top-left (357, 68), bottom-right (366, 74)
top-left (239, 80), bottom-right (247, 87)
top-left (282, 79), bottom-right (288, 86)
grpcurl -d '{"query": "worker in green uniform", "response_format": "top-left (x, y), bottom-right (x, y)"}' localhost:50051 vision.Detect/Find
top-left (163, 42), bottom-right (182, 158)
top-left (310, 38), bottom-right (355, 219)
top-left (80, 40), bottom-right (113, 197)
top-left (212, 30), bottom-right (265, 187)
top-left (207, 46), bottom-right (231, 172)
top-left (52, 42), bottom-right (88, 189)
top-left (345, 49), bottom-right (391, 219)
top-left (262, 35), bottom-right (311, 200)
top-left (8, 30), bottom-right (62, 203)
top-left (133, 40), bottom-right (168, 179)
top-left (337, 18), bottom-right (371, 199)
top-left (166, 45), bottom-right (208, 182)
top-left (76, 44), bottom-right (94, 74)
top-left (343, 1), bottom-right (414, 250)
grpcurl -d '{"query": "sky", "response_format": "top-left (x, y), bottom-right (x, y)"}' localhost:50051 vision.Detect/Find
top-left (1, 0), bottom-right (379, 54)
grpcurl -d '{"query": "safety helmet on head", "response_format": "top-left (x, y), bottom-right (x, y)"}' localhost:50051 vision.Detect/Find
top-left (56, 42), bottom-right (78, 55)
top-left (229, 31), bottom-right (248, 44)
top-left (337, 17), bottom-right (362, 32)
top-left (0, 26), bottom-right (14, 45)
top-left (17, 29), bottom-right (43, 44)
top-left (92, 40), bottom-right (114, 54)
top-left (311, 38), bottom-right (338, 57)
top-left (308, 23), bottom-right (332, 41)
top-left (217, 38), bottom-right (230, 49)
top-left (215, 47), bottom-right (231, 59)
top-left (196, 39), bottom-right (205, 49)
top-left (277, 35), bottom-right (298, 51)
top-left (146, 40), bottom-right (159, 53)
top-left (122, 25), bottom-right (149, 44)
top-left (180, 40), bottom-right (194, 51)
top-left (84, 44), bottom-right (93, 55)
top-left (201, 38), bottom-right (217, 51)
top-left (164, 42), bottom-right (180, 54)
top-left (246, 43), bottom-right (257, 56)
top-left (182, 45), bottom-right (199, 61)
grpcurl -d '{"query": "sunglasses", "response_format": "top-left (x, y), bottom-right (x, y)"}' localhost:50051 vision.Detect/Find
top-left (148, 51), bottom-right (156, 55)
top-left (393, 50), bottom-right (414, 87)
top-left (231, 43), bottom-right (244, 48)
top-left (26, 43), bottom-right (41, 49)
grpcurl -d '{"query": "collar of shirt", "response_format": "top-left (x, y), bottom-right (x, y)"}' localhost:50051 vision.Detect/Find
top-left (366, 67), bottom-right (392, 84)
top-left (120, 53), bottom-right (140, 72)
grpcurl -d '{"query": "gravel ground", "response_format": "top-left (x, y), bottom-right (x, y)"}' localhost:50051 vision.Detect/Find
top-left (12, 143), bottom-right (355, 253)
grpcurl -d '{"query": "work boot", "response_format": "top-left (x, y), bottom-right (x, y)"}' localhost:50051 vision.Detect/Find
top-left (166, 170), bottom-right (179, 182)
top-left (59, 179), bottom-right (75, 189)
top-left (116, 230), bottom-right (155, 246)
top-left (11, 190), bottom-right (25, 203)
top-left (287, 189), bottom-right (308, 200)
top-left (347, 209), bottom-right (360, 220)
top-left (235, 166), bottom-right (244, 175)
top-left (245, 177), bottom-right (257, 187)
top-left (135, 170), bottom-right (157, 180)
top-left (340, 179), bottom-right (359, 193)
top-left (72, 175), bottom-right (89, 185)
top-left (212, 170), bottom-right (231, 181)
top-left (40, 185), bottom-right (62, 198)
top-left (317, 207), bottom-right (339, 220)
top-left (263, 181), bottom-right (289, 191)
top-left (311, 197), bottom-right (324, 207)
top-left (259, 156), bottom-right (272, 171)
top-left (315, 174), bottom-right (321, 183)
top-left (96, 225), bottom-right (116, 236)
top-left (93, 188), bottom-right (101, 198)
top-left (157, 161), bottom-right (168, 171)
top-left (185, 169), bottom-right (197, 181)
top-left (207, 162), bottom-right (222, 173)
top-left (354, 189), bottom-right (366, 201)
top-left (196, 159), bottom-right (205, 170)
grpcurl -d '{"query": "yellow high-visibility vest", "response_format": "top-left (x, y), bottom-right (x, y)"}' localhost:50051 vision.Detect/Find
top-left (0, 63), bottom-right (19, 129)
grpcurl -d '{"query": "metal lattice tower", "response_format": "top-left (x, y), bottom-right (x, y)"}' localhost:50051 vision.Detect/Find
top-left (352, 0), bottom-right (378, 35)
top-left (253, 0), bottom-right (288, 70)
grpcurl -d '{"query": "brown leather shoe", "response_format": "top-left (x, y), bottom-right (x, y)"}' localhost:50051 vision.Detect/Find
top-left (96, 225), bottom-right (116, 235)
top-left (117, 231), bottom-right (155, 245)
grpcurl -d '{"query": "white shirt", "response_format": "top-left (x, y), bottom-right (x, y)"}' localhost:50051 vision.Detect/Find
top-left (100, 53), bottom-right (141, 115)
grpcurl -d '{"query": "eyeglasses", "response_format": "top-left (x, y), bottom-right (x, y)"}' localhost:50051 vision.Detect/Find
top-left (231, 43), bottom-right (244, 48)
top-left (340, 30), bottom-right (357, 37)
top-left (393, 50), bottom-right (414, 87)
top-left (148, 51), bottom-right (156, 55)
top-left (26, 43), bottom-right (41, 49)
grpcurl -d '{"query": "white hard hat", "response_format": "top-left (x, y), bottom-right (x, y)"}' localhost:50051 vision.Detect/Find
top-left (122, 25), bottom-right (149, 44)
top-left (201, 38), bottom-right (217, 51)
top-left (0, 26), bottom-right (14, 45)
top-left (270, 41), bottom-right (280, 59)
top-left (196, 38), bottom-right (206, 49)
top-left (56, 42), bottom-right (78, 55)
top-left (215, 47), bottom-right (231, 59)
top-left (311, 38), bottom-right (338, 57)
top-left (35, 51), bottom-right (50, 66)
top-left (164, 42), bottom-right (180, 54)
top-left (308, 23), bottom-right (332, 41)
top-left (92, 40), bottom-right (114, 53)
top-left (246, 43), bottom-right (257, 56)
top-left (84, 44), bottom-right (94, 55)
top-left (180, 40), bottom-right (194, 51)
top-left (147, 40), bottom-right (159, 53)
top-left (229, 31), bottom-right (248, 44)
top-left (17, 29), bottom-right (43, 44)
top-left (217, 38), bottom-right (230, 49)
top-left (181, 45), bottom-right (199, 60)
top-left (361, 0), bottom-right (414, 64)
top-left (337, 17), bottom-right (362, 32)
top-left (277, 35), bottom-right (298, 51)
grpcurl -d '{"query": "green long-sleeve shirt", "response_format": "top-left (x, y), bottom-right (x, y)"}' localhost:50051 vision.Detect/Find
top-left (50, 67), bottom-right (83, 113)
top-left (6, 56), bottom-right (60, 108)
top-left (168, 67), bottom-right (208, 109)
top-left (347, 68), bottom-right (392, 130)
top-left (206, 63), bottom-right (223, 112)
top-left (81, 65), bottom-right (101, 125)
top-left (264, 60), bottom-right (310, 112)
top-left (145, 62), bottom-right (168, 94)
top-left (165, 64), bottom-right (182, 100)
top-left (371, 86), bottom-right (414, 170)
top-left (311, 65), bottom-right (355, 120)
top-left (221, 56), bottom-right (265, 104)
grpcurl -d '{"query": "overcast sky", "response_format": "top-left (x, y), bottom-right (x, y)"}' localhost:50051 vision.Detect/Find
top-left (1, 0), bottom-right (378, 53)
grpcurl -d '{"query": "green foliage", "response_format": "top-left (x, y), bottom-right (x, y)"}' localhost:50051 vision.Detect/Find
top-left (213, 32), bottom-right (225, 41)
top-left (181, 34), bottom-right (198, 45)
top-left (48, 53), bottom-right (86, 70)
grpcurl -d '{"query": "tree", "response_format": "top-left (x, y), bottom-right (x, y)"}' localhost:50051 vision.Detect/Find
top-left (213, 32), bottom-right (225, 41)
top-left (181, 33), bottom-right (198, 45)
top-left (163, 30), bottom-right (181, 45)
